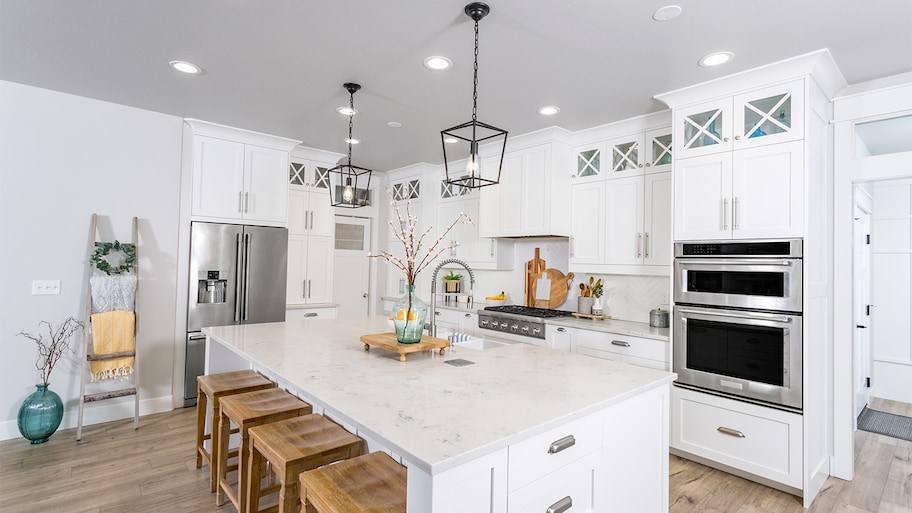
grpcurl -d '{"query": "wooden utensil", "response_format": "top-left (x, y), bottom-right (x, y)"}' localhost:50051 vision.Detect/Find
top-left (524, 248), bottom-right (546, 307)
top-left (531, 269), bottom-right (575, 308)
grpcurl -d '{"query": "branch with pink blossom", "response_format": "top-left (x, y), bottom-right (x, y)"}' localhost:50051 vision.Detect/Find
top-left (369, 189), bottom-right (474, 286)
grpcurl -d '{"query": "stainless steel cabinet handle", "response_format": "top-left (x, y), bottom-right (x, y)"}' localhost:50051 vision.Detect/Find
top-left (363, 293), bottom-right (369, 298)
top-left (244, 192), bottom-right (250, 213)
top-left (547, 496), bottom-right (573, 513)
top-left (464, 313), bottom-right (472, 318)
top-left (723, 136), bottom-right (730, 142)
top-left (645, 162), bottom-right (651, 167)
top-left (638, 163), bottom-right (643, 168)
top-left (238, 191), bottom-right (244, 214)
top-left (644, 232), bottom-right (650, 258)
top-left (547, 434), bottom-right (576, 454)
top-left (734, 135), bottom-right (742, 141)
top-left (302, 280), bottom-right (307, 299)
top-left (636, 233), bottom-right (642, 258)
top-left (308, 279), bottom-right (312, 299)
top-left (569, 237), bottom-right (574, 257)
top-left (717, 426), bottom-right (746, 438)
top-left (733, 197), bottom-right (739, 230)
top-left (611, 340), bottom-right (631, 347)
top-left (303, 312), bottom-right (318, 318)
top-left (722, 198), bottom-right (729, 230)
top-left (490, 239), bottom-right (495, 257)
top-left (557, 327), bottom-right (566, 332)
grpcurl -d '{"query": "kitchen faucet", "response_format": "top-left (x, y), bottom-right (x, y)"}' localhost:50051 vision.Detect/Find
top-left (428, 258), bottom-right (475, 338)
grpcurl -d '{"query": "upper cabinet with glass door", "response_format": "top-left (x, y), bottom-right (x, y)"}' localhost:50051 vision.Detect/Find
top-left (675, 80), bottom-right (805, 159)
top-left (571, 142), bottom-right (607, 183)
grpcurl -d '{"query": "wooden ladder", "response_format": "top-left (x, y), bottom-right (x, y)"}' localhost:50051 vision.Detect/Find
top-left (76, 214), bottom-right (140, 441)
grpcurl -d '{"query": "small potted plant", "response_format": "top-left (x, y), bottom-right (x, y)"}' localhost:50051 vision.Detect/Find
top-left (591, 280), bottom-right (604, 315)
top-left (443, 270), bottom-right (463, 294)
top-left (17, 317), bottom-right (83, 444)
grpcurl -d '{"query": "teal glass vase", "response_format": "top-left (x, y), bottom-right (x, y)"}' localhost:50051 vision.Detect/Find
top-left (392, 284), bottom-right (427, 344)
top-left (18, 384), bottom-right (64, 444)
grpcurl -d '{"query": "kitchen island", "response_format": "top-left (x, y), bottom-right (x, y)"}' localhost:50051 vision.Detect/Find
top-left (204, 316), bottom-right (675, 513)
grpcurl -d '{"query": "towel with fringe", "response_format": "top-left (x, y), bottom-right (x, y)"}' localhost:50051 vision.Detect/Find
top-left (90, 274), bottom-right (137, 313)
top-left (89, 310), bottom-right (135, 381)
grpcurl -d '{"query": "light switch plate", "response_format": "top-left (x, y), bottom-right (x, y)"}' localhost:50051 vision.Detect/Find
top-left (32, 280), bottom-right (61, 295)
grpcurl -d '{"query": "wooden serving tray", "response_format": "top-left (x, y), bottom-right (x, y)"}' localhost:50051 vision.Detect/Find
top-left (360, 333), bottom-right (450, 362)
top-left (570, 312), bottom-right (612, 320)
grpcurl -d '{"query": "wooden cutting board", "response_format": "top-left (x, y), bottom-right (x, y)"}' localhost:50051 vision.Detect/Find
top-left (530, 269), bottom-right (574, 309)
top-left (360, 333), bottom-right (449, 362)
top-left (524, 248), bottom-right (546, 307)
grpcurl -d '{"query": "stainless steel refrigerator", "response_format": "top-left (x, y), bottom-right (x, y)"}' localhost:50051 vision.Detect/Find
top-left (183, 222), bottom-right (288, 406)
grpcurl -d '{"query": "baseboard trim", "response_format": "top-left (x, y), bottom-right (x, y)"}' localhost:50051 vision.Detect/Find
top-left (0, 394), bottom-right (173, 442)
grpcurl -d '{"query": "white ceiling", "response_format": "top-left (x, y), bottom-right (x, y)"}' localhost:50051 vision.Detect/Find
top-left (2, 0), bottom-right (911, 171)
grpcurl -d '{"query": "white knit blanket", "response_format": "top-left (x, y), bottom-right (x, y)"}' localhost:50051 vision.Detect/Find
top-left (90, 274), bottom-right (137, 313)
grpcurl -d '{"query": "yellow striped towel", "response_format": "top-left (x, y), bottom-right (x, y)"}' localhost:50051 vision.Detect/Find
top-left (89, 310), bottom-right (135, 381)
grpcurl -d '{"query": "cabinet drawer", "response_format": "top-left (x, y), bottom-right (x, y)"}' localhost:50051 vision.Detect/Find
top-left (508, 451), bottom-right (600, 513)
top-left (576, 332), bottom-right (667, 363)
top-left (508, 413), bottom-right (601, 491)
top-left (672, 386), bottom-right (801, 488)
top-left (577, 346), bottom-right (667, 371)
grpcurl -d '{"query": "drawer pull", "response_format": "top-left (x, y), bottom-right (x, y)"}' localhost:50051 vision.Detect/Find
top-left (611, 340), bottom-right (631, 347)
top-left (548, 435), bottom-right (576, 454)
top-left (546, 496), bottom-right (573, 513)
top-left (303, 312), bottom-right (318, 318)
top-left (717, 426), bottom-right (746, 438)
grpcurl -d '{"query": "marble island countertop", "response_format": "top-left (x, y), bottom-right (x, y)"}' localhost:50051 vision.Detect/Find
top-left (204, 315), bottom-right (674, 475)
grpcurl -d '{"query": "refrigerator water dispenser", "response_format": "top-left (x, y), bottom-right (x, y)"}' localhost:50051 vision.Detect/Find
top-left (197, 270), bottom-right (227, 304)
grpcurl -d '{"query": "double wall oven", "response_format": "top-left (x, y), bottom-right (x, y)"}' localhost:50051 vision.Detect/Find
top-left (673, 239), bottom-right (803, 412)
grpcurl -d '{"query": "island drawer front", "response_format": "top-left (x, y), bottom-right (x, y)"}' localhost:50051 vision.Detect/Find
top-left (576, 346), bottom-right (668, 371)
top-left (576, 331), bottom-right (667, 363)
top-left (508, 450), bottom-right (601, 513)
top-left (508, 413), bottom-right (602, 492)
top-left (672, 386), bottom-right (802, 488)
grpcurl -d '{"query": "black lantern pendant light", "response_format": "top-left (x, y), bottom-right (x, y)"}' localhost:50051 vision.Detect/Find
top-left (329, 82), bottom-right (372, 208)
top-left (441, 2), bottom-right (508, 190)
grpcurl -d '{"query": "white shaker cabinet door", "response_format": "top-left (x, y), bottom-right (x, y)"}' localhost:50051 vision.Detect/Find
top-left (244, 144), bottom-right (289, 224)
top-left (643, 172), bottom-right (672, 267)
top-left (673, 153), bottom-right (732, 241)
top-left (604, 176), bottom-right (644, 265)
top-left (569, 182), bottom-right (606, 265)
top-left (731, 141), bottom-right (804, 239)
top-left (191, 136), bottom-right (246, 220)
top-left (304, 235), bottom-right (334, 304)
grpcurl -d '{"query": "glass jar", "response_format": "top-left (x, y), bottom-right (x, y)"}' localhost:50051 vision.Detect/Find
top-left (392, 284), bottom-right (428, 344)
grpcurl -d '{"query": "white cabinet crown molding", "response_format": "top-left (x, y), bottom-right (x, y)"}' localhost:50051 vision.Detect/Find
top-left (655, 49), bottom-right (846, 109)
top-left (291, 145), bottom-right (345, 165)
top-left (184, 118), bottom-right (300, 151)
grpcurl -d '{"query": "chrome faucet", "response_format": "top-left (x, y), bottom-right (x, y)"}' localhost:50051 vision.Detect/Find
top-left (428, 258), bottom-right (475, 338)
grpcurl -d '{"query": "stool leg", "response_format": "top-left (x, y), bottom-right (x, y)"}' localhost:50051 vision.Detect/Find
top-left (280, 468), bottom-right (297, 513)
top-left (196, 383), bottom-right (206, 469)
top-left (209, 396), bottom-right (220, 492)
top-left (216, 411), bottom-right (230, 506)
top-left (238, 430), bottom-right (250, 513)
top-left (246, 440), bottom-right (264, 513)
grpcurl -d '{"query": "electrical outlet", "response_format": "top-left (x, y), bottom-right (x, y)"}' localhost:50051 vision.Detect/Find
top-left (32, 280), bottom-right (61, 295)
top-left (662, 292), bottom-right (669, 305)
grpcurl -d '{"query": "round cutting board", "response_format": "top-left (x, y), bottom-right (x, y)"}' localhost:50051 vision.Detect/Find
top-left (530, 269), bottom-right (574, 309)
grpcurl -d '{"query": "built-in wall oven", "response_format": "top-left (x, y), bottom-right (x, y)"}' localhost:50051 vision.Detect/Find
top-left (673, 239), bottom-right (803, 412)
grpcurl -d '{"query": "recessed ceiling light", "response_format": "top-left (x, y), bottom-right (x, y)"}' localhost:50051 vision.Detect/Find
top-left (443, 137), bottom-right (459, 144)
top-left (699, 51), bottom-right (734, 67)
top-left (345, 138), bottom-right (360, 145)
top-left (169, 60), bottom-right (203, 75)
top-left (336, 106), bottom-right (358, 116)
top-left (387, 121), bottom-right (402, 128)
top-left (423, 56), bottom-right (452, 71)
top-left (652, 5), bottom-right (682, 21)
top-left (538, 106), bottom-right (560, 116)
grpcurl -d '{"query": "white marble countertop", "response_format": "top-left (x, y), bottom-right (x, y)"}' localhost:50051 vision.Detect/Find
top-left (204, 316), bottom-right (674, 475)
top-left (545, 316), bottom-right (670, 341)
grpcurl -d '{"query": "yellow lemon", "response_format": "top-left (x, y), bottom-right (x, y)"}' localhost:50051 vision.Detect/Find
top-left (397, 309), bottom-right (418, 321)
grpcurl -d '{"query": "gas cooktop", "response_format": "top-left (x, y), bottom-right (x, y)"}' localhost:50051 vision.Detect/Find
top-left (482, 305), bottom-right (574, 319)
top-left (478, 306), bottom-right (573, 339)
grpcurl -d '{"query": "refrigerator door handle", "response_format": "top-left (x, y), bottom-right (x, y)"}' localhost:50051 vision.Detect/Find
top-left (243, 233), bottom-right (251, 321)
top-left (234, 233), bottom-right (243, 322)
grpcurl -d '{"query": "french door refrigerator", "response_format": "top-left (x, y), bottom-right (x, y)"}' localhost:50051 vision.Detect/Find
top-left (184, 222), bottom-right (288, 406)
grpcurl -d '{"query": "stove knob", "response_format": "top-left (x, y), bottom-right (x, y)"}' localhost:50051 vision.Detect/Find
top-left (510, 324), bottom-right (519, 332)
top-left (480, 319), bottom-right (488, 327)
top-left (500, 322), bottom-right (508, 330)
top-left (521, 326), bottom-right (529, 334)
top-left (532, 327), bottom-right (541, 336)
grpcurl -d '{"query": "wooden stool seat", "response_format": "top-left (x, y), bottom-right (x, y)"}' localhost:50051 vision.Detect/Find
top-left (299, 451), bottom-right (407, 513)
top-left (197, 370), bottom-right (276, 492)
top-left (247, 414), bottom-right (363, 513)
top-left (218, 388), bottom-right (312, 513)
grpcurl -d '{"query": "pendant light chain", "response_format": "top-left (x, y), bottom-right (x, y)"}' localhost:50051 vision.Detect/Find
top-left (472, 18), bottom-right (480, 123)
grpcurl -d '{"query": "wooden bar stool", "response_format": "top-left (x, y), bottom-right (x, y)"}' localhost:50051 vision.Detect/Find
top-left (217, 388), bottom-right (312, 513)
top-left (197, 370), bottom-right (276, 491)
top-left (246, 414), bottom-right (364, 513)
top-left (299, 451), bottom-right (407, 513)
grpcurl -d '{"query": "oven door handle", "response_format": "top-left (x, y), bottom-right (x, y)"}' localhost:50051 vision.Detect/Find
top-left (678, 259), bottom-right (794, 266)
top-left (676, 307), bottom-right (794, 323)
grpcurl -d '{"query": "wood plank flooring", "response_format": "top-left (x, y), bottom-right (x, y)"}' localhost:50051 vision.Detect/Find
top-left (1, 398), bottom-right (909, 512)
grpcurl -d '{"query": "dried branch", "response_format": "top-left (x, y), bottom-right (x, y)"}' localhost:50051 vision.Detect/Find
top-left (18, 317), bottom-right (83, 386)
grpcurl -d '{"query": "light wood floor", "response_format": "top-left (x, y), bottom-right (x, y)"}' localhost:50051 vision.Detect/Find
top-left (1, 398), bottom-right (909, 513)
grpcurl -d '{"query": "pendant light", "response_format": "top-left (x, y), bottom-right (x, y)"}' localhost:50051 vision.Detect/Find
top-left (329, 82), bottom-right (372, 208)
top-left (441, 2), bottom-right (508, 190)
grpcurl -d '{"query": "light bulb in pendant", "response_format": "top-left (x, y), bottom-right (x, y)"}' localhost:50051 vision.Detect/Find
top-left (342, 177), bottom-right (355, 203)
top-left (465, 141), bottom-right (481, 178)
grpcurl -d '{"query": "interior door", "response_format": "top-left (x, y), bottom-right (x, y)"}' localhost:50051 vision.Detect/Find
top-left (333, 216), bottom-right (372, 318)
top-left (853, 203), bottom-right (872, 419)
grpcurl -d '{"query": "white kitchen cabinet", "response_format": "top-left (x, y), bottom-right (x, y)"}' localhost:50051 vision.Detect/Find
top-left (432, 308), bottom-right (478, 338)
top-left (674, 80), bottom-right (805, 160)
top-left (437, 195), bottom-right (513, 270)
top-left (545, 324), bottom-right (576, 353)
top-left (674, 141), bottom-right (803, 240)
top-left (605, 132), bottom-right (646, 179)
top-left (570, 172), bottom-right (671, 274)
top-left (508, 451), bottom-right (601, 513)
top-left (478, 140), bottom-right (571, 238)
top-left (671, 385), bottom-right (802, 489)
top-left (644, 127), bottom-right (674, 174)
top-left (572, 141), bottom-right (607, 183)
top-left (185, 118), bottom-right (300, 227)
top-left (288, 160), bottom-right (335, 237)
top-left (575, 331), bottom-right (669, 371)
top-left (286, 234), bottom-right (333, 305)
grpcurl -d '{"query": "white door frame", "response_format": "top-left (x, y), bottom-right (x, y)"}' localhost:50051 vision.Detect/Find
top-left (852, 195), bottom-right (873, 420)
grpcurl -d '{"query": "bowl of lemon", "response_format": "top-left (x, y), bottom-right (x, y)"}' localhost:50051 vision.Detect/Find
top-left (485, 292), bottom-right (507, 306)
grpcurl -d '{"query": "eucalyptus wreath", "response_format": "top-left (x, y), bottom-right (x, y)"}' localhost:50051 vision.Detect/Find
top-left (90, 241), bottom-right (136, 275)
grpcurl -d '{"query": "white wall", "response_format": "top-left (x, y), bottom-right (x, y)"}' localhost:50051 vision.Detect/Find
top-left (0, 81), bottom-right (183, 440)
top-left (870, 179), bottom-right (912, 403)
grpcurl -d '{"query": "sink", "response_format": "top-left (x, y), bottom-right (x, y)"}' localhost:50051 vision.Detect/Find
top-left (453, 338), bottom-right (509, 350)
